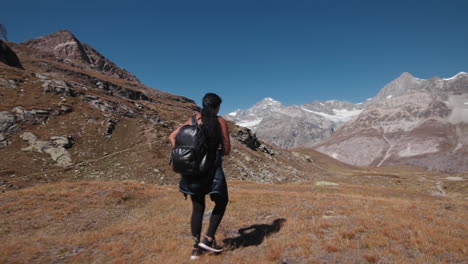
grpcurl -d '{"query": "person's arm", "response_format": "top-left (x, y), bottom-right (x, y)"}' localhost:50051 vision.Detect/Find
top-left (168, 118), bottom-right (192, 147)
top-left (219, 117), bottom-right (231, 155)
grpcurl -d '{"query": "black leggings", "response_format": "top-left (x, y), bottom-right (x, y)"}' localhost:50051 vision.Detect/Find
top-left (190, 194), bottom-right (228, 242)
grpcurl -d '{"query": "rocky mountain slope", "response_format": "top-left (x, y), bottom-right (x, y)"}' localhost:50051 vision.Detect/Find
top-left (22, 30), bottom-right (139, 82)
top-left (1, 30), bottom-right (371, 191)
top-left (225, 72), bottom-right (468, 173)
top-left (316, 72), bottom-right (468, 173)
top-left (225, 98), bottom-right (364, 148)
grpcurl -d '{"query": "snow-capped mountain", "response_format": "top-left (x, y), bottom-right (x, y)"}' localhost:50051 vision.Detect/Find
top-left (224, 98), bottom-right (364, 148)
top-left (316, 72), bottom-right (468, 173)
top-left (227, 97), bottom-right (284, 128)
top-left (225, 71), bottom-right (468, 173)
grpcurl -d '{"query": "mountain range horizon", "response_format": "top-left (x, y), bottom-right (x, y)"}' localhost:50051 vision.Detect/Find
top-left (227, 71), bottom-right (467, 114)
top-left (2, 29), bottom-right (467, 174)
top-left (225, 70), bottom-right (468, 173)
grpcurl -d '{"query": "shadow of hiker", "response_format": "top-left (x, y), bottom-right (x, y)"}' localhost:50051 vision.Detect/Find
top-left (222, 218), bottom-right (286, 250)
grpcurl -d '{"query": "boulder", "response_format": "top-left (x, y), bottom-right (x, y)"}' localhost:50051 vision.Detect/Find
top-left (0, 78), bottom-right (18, 89)
top-left (50, 136), bottom-right (73, 149)
top-left (55, 104), bottom-right (73, 115)
top-left (234, 127), bottom-right (272, 154)
top-left (0, 40), bottom-right (24, 69)
top-left (13, 107), bottom-right (50, 124)
top-left (105, 120), bottom-right (117, 137)
top-left (0, 134), bottom-right (9, 149)
top-left (84, 95), bottom-right (115, 113)
top-left (0, 111), bottom-right (18, 135)
top-left (21, 132), bottom-right (73, 167)
top-left (41, 79), bottom-right (77, 96)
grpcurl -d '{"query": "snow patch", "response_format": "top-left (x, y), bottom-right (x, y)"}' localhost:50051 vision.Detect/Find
top-left (237, 119), bottom-right (263, 128)
top-left (228, 111), bottom-right (237, 117)
top-left (301, 107), bottom-right (362, 123)
top-left (331, 153), bottom-right (338, 159)
top-left (464, 102), bottom-right (468, 105)
top-left (387, 95), bottom-right (393, 99)
top-left (443, 72), bottom-right (467, 81)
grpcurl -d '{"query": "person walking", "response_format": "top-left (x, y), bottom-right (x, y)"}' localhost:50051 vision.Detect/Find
top-left (168, 93), bottom-right (231, 260)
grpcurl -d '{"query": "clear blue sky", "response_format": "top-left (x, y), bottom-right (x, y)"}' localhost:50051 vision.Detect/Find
top-left (3, 0), bottom-right (468, 114)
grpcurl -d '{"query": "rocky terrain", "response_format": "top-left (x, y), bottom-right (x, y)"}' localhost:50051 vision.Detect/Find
top-left (226, 72), bottom-right (468, 173)
top-left (316, 72), bottom-right (468, 173)
top-left (21, 30), bottom-right (139, 82)
top-left (1, 30), bottom-right (373, 192)
top-left (225, 98), bottom-right (364, 148)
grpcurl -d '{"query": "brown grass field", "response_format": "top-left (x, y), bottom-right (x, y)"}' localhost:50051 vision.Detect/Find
top-left (1, 179), bottom-right (466, 264)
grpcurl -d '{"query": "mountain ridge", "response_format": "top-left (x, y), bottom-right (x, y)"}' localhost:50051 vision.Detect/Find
top-left (225, 72), bottom-right (468, 172)
top-left (224, 97), bottom-right (364, 148)
top-left (21, 30), bottom-right (140, 82)
top-left (316, 72), bottom-right (468, 173)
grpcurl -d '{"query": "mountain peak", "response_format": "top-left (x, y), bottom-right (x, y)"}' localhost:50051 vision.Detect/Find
top-left (22, 30), bottom-right (139, 82)
top-left (22, 29), bottom-right (90, 64)
top-left (373, 72), bottom-right (424, 101)
top-left (50, 29), bottom-right (76, 38)
top-left (255, 97), bottom-right (283, 107)
top-left (443, 72), bottom-right (467, 81)
top-left (399, 72), bottom-right (414, 78)
top-left (261, 97), bottom-right (279, 103)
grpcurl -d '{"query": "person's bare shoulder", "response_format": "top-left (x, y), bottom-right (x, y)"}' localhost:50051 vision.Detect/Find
top-left (218, 116), bottom-right (227, 123)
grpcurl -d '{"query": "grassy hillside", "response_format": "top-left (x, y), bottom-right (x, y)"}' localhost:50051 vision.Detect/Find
top-left (1, 179), bottom-right (466, 263)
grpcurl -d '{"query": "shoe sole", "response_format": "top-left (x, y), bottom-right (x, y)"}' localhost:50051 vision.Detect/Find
top-left (198, 242), bottom-right (223, 253)
top-left (190, 255), bottom-right (200, 260)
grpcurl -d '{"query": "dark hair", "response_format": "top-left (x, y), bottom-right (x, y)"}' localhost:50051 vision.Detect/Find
top-left (201, 93), bottom-right (222, 150)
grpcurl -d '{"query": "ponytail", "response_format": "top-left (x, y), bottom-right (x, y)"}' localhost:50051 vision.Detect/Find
top-left (201, 93), bottom-right (222, 149)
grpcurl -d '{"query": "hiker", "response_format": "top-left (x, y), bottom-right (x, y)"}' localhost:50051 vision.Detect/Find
top-left (168, 93), bottom-right (231, 260)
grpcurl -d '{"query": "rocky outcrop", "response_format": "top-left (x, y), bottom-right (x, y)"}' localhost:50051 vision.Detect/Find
top-left (21, 132), bottom-right (73, 167)
top-left (12, 107), bottom-right (51, 125)
top-left (83, 95), bottom-right (115, 114)
top-left (22, 30), bottom-right (139, 82)
top-left (93, 79), bottom-right (150, 101)
top-left (0, 40), bottom-right (24, 69)
top-left (0, 78), bottom-right (18, 89)
top-left (40, 76), bottom-right (78, 97)
top-left (0, 111), bottom-right (19, 149)
top-left (234, 127), bottom-right (272, 154)
top-left (105, 119), bottom-right (117, 138)
top-left (235, 127), bottom-right (261, 150)
top-left (0, 111), bottom-right (18, 134)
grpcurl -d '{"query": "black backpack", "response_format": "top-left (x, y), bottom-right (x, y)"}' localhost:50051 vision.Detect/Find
top-left (171, 115), bottom-right (210, 176)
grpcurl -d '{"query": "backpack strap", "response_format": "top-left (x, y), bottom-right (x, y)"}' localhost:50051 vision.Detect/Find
top-left (191, 115), bottom-right (198, 126)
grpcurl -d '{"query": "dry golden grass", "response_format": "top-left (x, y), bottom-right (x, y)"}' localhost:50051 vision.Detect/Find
top-left (1, 180), bottom-right (466, 264)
